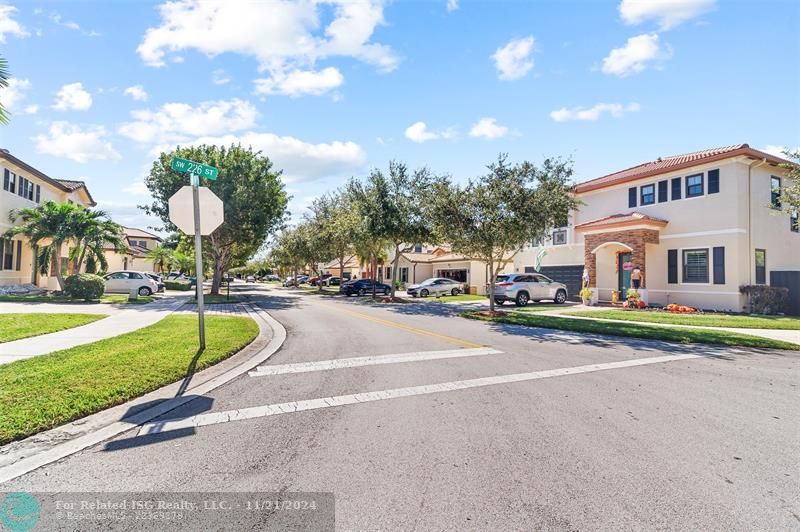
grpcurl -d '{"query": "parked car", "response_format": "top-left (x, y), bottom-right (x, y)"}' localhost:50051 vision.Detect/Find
top-left (246, 275), bottom-right (256, 283)
top-left (283, 275), bottom-right (308, 287)
top-left (407, 277), bottom-right (462, 298)
top-left (103, 271), bottom-right (160, 296)
top-left (342, 278), bottom-right (391, 296)
top-left (264, 274), bottom-right (280, 281)
top-left (324, 276), bottom-right (341, 286)
top-left (490, 273), bottom-right (568, 306)
top-left (309, 273), bottom-right (333, 286)
top-left (145, 272), bottom-right (166, 293)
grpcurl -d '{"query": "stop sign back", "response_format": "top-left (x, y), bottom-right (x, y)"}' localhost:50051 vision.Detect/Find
top-left (168, 186), bottom-right (224, 235)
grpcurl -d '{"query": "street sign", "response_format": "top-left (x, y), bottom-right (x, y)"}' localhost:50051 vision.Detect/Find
top-left (171, 157), bottom-right (218, 180)
top-left (168, 186), bottom-right (224, 236)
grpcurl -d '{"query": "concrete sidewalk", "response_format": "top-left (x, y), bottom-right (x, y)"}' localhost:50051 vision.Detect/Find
top-left (528, 306), bottom-right (800, 346)
top-left (0, 297), bottom-right (190, 365)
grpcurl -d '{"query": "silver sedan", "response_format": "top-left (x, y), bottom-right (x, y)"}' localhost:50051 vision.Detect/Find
top-left (407, 278), bottom-right (463, 297)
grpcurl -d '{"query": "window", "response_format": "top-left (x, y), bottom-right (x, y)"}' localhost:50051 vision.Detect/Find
top-left (15, 241), bottom-right (21, 271)
top-left (671, 177), bottom-right (682, 200)
top-left (682, 248), bottom-right (709, 283)
top-left (385, 267), bottom-right (391, 279)
top-left (658, 180), bottom-right (668, 203)
top-left (708, 169), bottom-right (720, 194)
top-left (2, 239), bottom-right (13, 270)
top-left (791, 212), bottom-right (799, 233)
top-left (413, 244), bottom-right (422, 253)
top-left (640, 184), bottom-right (655, 205)
top-left (686, 173), bottom-right (704, 198)
top-left (755, 249), bottom-right (766, 285)
top-left (770, 176), bottom-right (781, 209)
top-left (7, 171), bottom-right (15, 194)
top-left (399, 267), bottom-right (409, 283)
top-left (552, 229), bottom-right (567, 245)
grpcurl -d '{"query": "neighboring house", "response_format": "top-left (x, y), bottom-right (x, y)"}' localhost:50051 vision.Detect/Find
top-left (388, 245), bottom-right (513, 295)
top-left (321, 255), bottom-right (362, 280)
top-left (514, 144), bottom-right (800, 311)
top-left (0, 149), bottom-right (96, 289)
top-left (104, 227), bottom-right (163, 273)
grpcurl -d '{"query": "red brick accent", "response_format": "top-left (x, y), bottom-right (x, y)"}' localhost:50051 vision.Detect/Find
top-left (583, 229), bottom-right (660, 287)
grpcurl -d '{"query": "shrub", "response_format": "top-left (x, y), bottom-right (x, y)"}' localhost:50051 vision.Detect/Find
top-left (165, 280), bottom-right (192, 291)
top-left (740, 285), bottom-right (789, 315)
top-left (63, 273), bottom-right (105, 301)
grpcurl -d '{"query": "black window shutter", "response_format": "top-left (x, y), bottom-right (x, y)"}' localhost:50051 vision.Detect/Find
top-left (3, 169), bottom-right (8, 191)
top-left (708, 169), bottom-right (720, 194)
top-left (15, 241), bottom-right (22, 271)
top-left (671, 177), bottom-right (681, 200)
top-left (18, 177), bottom-right (24, 197)
top-left (658, 180), bottom-right (668, 202)
top-left (628, 187), bottom-right (637, 208)
top-left (0, 239), bottom-right (4, 271)
top-left (668, 249), bottom-right (678, 284)
top-left (712, 246), bottom-right (725, 284)
top-left (35, 185), bottom-right (40, 203)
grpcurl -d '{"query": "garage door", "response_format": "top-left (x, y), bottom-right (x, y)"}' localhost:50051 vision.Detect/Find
top-left (525, 265), bottom-right (583, 301)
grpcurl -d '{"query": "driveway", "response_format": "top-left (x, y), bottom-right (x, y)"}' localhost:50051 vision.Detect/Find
top-left (4, 285), bottom-right (799, 530)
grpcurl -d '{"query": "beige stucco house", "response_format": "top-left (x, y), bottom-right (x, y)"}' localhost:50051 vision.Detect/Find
top-left (104, 227), bottom-right (163, 273)
top-left (514, 144), bottom-right (800, 312)
top-left (0, 149), bottom-right (96, 290)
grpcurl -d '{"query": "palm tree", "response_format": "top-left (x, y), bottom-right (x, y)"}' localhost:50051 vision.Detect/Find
top-left (69, 209), bottom-right (126, 273)
top-left (0, 56), bottom-right (10, 125)
top-left (353, 236), bottom-right (389, 296)
top-left (146, 244), bottom-right (174, 273)
top-left (171, 251), bottom-right (195, 275)
top-left (7, 202), bottom-right (85, 291)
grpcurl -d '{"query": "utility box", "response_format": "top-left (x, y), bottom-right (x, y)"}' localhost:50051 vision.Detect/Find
top-left (128, 288), bottom-right (138, 301)
top-left (469, 286), bottom-right (478, 295)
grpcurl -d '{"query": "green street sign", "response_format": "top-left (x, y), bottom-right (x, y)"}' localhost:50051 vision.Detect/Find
top-left (171, 157), bottom-right (218, 180)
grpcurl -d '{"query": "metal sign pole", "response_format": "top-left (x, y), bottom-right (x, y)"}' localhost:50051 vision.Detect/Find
top-left (191, 172), bottom-right (206, 350)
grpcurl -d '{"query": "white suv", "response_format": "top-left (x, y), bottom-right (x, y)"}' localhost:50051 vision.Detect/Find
top-left (490, 273), bottom-right (568, 307)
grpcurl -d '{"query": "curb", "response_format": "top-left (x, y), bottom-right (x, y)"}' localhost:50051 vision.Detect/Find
top-left (0, 303), bottom-right (287, 485)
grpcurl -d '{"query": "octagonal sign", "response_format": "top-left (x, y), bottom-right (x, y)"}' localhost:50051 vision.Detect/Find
top-left (168, 186), bottom-right (224, 235)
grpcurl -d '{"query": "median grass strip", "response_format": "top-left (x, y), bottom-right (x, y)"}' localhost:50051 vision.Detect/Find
top-left (0, 314), bottom-right (259, 444)
top-left (565, 309), bottom-right (800, 330)
top-left (462, 310), bottom-right (800, 351)
top-left (0, 313), bottom-right (107, 343)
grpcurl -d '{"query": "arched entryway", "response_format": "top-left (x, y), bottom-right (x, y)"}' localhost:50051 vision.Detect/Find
top-left (591, 242), bottom-right (634, 302)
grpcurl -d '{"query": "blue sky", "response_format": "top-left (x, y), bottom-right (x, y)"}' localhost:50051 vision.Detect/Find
top-left (0, 0), bottom-right (798, 231)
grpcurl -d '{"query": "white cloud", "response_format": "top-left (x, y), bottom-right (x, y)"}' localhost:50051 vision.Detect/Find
top-left (0, 78), bottom-right (31, 110)
top-left (404, 121), bottom-right (456, 143)
top-left (0, 5), bottom-right (29, 42)
top-left (550, 102), bottom-right (641, 122)
top-left (23, 104), bottom-right (39, 114)
top-left (254, 67), bottom-right (344, 97)
top-left (123, 85), bottom-right (149, 102)
top-left (212, 69), bottom-right (230, 85)
top-left (52, 82), bottom-right (93, 111)
top-left (469, 117), bottom-right (508, 139)
top-left (169, 131), bottom-right (367, 183)
top-left (118, 98), bottom-right (258, 145)
top-left (33, 122), bottom-right (121, 163)
top-left (619, 0), bottom-right (717, 30)
top-left (49, 11), bottom-right (100, 36)
top-left (122, 181), bottom-right (150, 195)
top-left (137, 0), bottom-right (399, 79)
top-left (601, 33), bottom-right (670, 76)
top-left (492, 36), bottom-right (535, 80)
top-left (761, 145), bottom-right (797, 158)
top-left (446, 0), bottom-right (459, 12)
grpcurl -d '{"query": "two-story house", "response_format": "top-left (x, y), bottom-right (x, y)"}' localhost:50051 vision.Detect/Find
top-left (0, 149), bottom-right (96, 290)
top-left (514, 144), bottom-right (799, 312)
top-left (104, 227), bottom-right (163, 272)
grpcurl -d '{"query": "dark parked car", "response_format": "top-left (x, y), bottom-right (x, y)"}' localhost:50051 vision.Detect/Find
top-left (342, 278), bottom-right (391, 296)
top-left (145, 272), bottom-right (166, 293)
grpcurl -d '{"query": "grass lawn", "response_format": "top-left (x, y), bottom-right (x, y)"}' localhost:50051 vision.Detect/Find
top-left (0, 313), bottom-right (107, 343)
top-left (0, 294), bottom-right (154, 305)
top-left (513, 304), bottom-right (571, 312)
top-left (0, 314), bottom-right (258, 444)
top-left (420, 294), bottom-right (485, 303)
top-left (301, 287), bottom-right (341, 295)
top-left (462, 310), bottom-right (800, 351)
top-left (190, 294), bottom-right (244, 304)
top-left (565, 309), bottom-right (800, 330)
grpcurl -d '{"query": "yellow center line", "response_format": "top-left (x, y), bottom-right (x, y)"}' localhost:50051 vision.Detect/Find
top-left (317, 301), bottom-right (484, 349)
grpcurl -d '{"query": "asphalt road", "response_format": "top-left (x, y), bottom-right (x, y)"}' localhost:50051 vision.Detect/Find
top-left (5, 284), bottom-right (800, 530)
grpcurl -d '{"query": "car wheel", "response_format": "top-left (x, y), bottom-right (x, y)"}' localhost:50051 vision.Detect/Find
top-left (451, 288), bottom-right (460, 296)
top-left (555, 290), bottom-right (567, 304)
top-left (358, 288), bottom-right (366, 296)
top-left (138, 287), bottom-right (152, 296)
top-left (420, 289), bottom-right (429, 297)
top-left (495, 299), bottom-right (505, 306)
top-left (515, 292), bottom-right (529, 307)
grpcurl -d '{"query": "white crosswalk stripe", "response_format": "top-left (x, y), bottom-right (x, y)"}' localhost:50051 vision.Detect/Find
top-left (139, 353), bottom-right (702, 436)
top-left (248, 347), bottom-right (503, 377)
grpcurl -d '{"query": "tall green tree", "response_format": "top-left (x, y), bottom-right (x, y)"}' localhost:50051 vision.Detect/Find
top-left (306, 190), bottom-right (359, 291)
top-left (146, 244), bottom-right (175, 273)
top-left (427, 154), bottom-right (578, 312)
top-left (270, 227), bottom-right (308, 281)
top-left (349, 162), bottom-right (437, 299)
top-left (6, 202), bottom-right (86, 291)
top-left (778, 149), bottom-right (800, 217)
top-left (68, 208), bottom-right (126, 273)
top-left (141, 144), bottom-right (288, 294)
top-left (0, 56), bottom-right (10, 125)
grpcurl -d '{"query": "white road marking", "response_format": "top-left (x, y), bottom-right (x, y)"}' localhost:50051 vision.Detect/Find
top-left (248, 347), bottom-right (503, 377)
top-left (140, 353), bottom-right (702, 436)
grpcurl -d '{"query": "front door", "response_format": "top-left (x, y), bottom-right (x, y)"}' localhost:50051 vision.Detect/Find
top-left (618, 252), bottom-right (632, 294)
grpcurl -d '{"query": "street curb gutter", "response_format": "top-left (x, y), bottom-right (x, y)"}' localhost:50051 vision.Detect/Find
top-left (0, 303), bottom-right (287, 485)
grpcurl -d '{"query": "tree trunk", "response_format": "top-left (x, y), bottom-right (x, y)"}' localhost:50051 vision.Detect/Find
top-left (371, 257), bottom-right (377, 297)
top-left (210, 245), bottom-right (226, 295)
top-left (53, 247), bottom-right (65, 292)
top-left (389, 244), bottom-right (400, 300)
top-left (338, 255), bottom-right (345, 293)
top-left (76, 243), bottom-right (87, 273)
